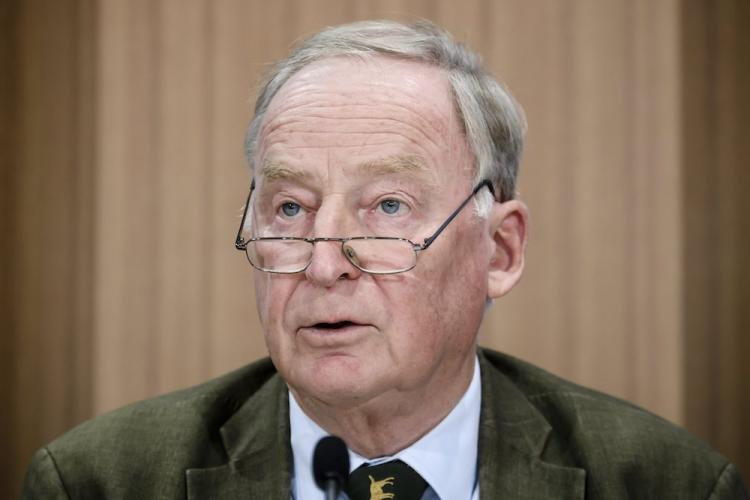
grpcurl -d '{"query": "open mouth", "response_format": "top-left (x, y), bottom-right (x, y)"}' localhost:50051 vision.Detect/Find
top-left (312, 321), bottom-right (358, 330)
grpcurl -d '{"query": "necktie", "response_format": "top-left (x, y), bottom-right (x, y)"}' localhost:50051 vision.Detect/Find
top-left (345, 459), bottom-right (429, 500)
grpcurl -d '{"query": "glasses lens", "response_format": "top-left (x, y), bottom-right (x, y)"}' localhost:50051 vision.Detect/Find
top-left (246, 239), bottom-right (312, 273)
top-left (343, 238), bottom-right (416, 274)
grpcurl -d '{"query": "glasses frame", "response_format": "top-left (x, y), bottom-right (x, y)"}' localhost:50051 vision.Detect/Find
top-left (234, 178), bottom-right (495, 275)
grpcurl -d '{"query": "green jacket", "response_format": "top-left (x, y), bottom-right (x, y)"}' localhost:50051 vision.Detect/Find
top-left (22, 349), bottom-right (748, 499)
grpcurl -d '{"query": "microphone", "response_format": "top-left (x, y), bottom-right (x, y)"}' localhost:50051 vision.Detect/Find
top-left (313, 435), bottom-right (350, 500)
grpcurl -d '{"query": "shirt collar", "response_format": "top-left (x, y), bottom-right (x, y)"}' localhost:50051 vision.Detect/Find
top-left (290, 357), bottom-right (481, 500)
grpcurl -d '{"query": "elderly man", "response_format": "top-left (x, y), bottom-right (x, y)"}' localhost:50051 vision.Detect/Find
top-left (23, 20), bottom-right (747, 500)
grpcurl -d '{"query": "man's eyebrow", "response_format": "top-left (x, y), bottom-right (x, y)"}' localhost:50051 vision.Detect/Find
top-left (359, 156), bottom-right (437, 185)
top-left (258, 160), bottom-right (311, 181)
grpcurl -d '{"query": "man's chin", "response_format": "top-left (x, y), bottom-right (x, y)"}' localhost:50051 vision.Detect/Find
top-left (288, 360), bottom-right (380, 409)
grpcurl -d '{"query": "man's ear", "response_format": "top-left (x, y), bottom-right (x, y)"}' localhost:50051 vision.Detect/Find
top-left (486, 199), bottom-right (529, 299)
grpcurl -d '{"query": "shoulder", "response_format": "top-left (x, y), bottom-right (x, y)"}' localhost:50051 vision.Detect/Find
top-left (46, 357), bottom-right (279, 456)
top-left (22, 357), bottom-right (281, 499)
top-left (478, 348), bottom-right (748, 499)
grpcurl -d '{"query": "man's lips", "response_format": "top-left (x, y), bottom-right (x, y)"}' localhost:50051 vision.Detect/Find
top-left (307, 320), bottom-right (359, 330)
top-left (296, 321), bottom-right (374, 347)
top-left (298, 316), bottom-right (371, 330)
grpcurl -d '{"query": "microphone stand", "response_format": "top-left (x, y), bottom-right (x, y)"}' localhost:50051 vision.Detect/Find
top-left (324, 477), bottom-right (340, 500)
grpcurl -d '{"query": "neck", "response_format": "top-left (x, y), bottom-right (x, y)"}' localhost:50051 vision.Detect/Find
top-left (291, 354), bottom-right (476, 458)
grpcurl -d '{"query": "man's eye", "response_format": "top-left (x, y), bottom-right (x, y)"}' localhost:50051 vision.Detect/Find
top-left (379, 199), bottom-right (403, 215)
top-left (280, 202), bottom-right (301, 217)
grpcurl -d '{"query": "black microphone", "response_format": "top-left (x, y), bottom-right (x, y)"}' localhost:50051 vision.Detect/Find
top-left (313, 435), bottom-right (350, 500)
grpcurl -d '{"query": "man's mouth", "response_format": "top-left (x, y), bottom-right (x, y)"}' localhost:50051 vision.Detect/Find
top-left (311, 321), bottom-right (358, 330)
top-left (298, 320), bottom-right (371, 348)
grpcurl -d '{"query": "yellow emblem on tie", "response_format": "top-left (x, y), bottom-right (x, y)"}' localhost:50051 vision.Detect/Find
top-left (368, 474), bottom-right (395, 500)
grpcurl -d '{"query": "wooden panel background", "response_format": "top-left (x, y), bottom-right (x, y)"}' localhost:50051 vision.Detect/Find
top-left (682, 0), bottom-right (750, 481)
top-left (3, 0), bottom-right (748, 496)
top-left (3, 0), bottom-right (97, 497)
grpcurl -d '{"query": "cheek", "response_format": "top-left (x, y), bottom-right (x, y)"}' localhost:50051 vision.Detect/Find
top-left (420, 234), bottom-right (488, 334)
top-left (254, 275), bottom-right (301, 365)
top-left (253, 272), bottom-right (292, 331)
top-left (253, 272), bottom-right (271, 326)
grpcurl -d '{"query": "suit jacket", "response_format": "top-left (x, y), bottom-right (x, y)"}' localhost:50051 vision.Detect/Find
top-left (22, 348), bottom-right (748, 499)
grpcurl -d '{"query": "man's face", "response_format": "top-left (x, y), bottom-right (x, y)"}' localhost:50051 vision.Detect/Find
top-left (251, 57), bottom-right (493, 410)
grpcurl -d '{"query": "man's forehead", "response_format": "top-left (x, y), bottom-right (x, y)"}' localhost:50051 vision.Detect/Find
top-left (258, 155), bottom-right (439, 187)
top-left (263, 55), bottom-right (456, 121)
top-left (254, 55), bottom-right (473, 190)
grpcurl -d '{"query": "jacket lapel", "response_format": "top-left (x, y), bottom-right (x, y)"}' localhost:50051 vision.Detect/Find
top-left (478, 351), bottom-right (586, 499)
top-left (186, 375), bottom-right (292, 500)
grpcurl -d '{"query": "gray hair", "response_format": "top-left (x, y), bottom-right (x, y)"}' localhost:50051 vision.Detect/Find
top-left (245, 20), bottom-right (526, 205)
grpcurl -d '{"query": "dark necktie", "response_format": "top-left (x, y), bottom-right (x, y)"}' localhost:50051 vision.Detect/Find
top-left (345, 459), bottom-right (429, 500)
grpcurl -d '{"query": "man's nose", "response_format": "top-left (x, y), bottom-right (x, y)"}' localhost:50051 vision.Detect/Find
top-left (304, 202), bottom-right (363, 287)
top-left (304, 239), bottom-right (362, 286)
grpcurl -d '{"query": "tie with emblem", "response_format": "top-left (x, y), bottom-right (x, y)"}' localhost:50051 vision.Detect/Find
top-left (345, 459), bottom-right (429, 500)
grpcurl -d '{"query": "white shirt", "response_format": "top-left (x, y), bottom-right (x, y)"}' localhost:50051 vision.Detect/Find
top-left (290, 357), bottom-right (481, 500)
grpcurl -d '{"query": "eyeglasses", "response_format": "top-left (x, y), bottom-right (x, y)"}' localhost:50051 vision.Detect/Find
top-left (234, 179), bottom-right (495, 275)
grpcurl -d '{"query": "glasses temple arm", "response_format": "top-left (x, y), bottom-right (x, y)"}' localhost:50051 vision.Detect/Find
top-left (420, 179), bottom-right (495, 250)
top-left (235, 179), bottom-right (256, 250)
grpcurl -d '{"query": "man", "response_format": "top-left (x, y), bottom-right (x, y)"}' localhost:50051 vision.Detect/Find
top-left (23, 20), bottom-right (747, 499)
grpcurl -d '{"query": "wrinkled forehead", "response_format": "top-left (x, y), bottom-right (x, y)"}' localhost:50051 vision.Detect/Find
top-left (262, 55), bottom-right (458, 125)
top-left (254, 56), bottom-right (473, 187)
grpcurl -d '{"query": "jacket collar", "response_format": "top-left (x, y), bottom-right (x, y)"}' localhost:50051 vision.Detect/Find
top-left (186, 351), bottom-right (586, 499)
top-left (477, 350), bottom-right (586, 499)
